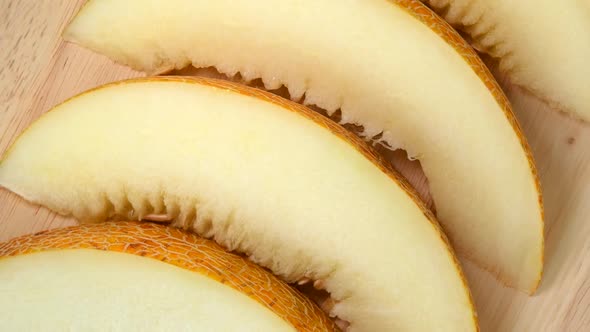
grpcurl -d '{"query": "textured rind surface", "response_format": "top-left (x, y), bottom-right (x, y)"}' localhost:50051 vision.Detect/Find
top-left (395, 0), bottom-right (544, 293)
top-left (0, 76), bottom-right (478, 331)
top-left (0, 221), bottom-right (338, 332)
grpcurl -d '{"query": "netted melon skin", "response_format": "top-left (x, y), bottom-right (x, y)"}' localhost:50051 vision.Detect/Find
top-left (0, 222), bottom-right (338, 332)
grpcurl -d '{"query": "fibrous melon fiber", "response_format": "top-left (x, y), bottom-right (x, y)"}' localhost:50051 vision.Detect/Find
top-left (0, 78), bottom-right (476, 331)
top-left (64, 0), bottom-right (544, 292)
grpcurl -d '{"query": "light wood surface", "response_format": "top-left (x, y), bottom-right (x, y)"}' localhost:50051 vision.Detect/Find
top-left (1, 1), bottom-right (589, 331)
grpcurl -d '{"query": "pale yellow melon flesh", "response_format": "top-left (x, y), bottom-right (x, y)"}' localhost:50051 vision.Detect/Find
top-left (0, 78), bottom-right (476, 331)
top-left (1, 251), bottom-right (296, 331)
top-left (64, 0), bottom-right (544, 292)
top-left (425, 0), bottom-right (590, 121)
top-left (0, 222), bottom-right (337, 332)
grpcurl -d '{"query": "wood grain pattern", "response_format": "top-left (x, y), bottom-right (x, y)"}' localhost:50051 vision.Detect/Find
top-left (1, 1), bottom-right (589, 331)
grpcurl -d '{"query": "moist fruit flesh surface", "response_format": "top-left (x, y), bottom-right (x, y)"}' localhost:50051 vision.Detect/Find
top-left (0, 222), bottom-right (338, 331)
top-left (65, 0), bottom-right (544, 292)
top-left (0, 77), bottom-right (476, 331)
top-left (425, 0), bottom-right (590, 121)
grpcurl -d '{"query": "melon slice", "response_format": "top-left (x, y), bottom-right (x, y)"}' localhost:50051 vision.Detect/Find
top-left (424, 0), bottom-right (590, 121)
top-left (0, 222), bottom-right (337, 332)
top-left (0, 77), bottom-right (476, 331)
top-left (63, 0), bottom-right (544, 292)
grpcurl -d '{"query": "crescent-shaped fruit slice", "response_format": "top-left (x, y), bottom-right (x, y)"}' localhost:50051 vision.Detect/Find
top-left (0, 222), bottom-right (337, 332)
top-left (0, 77), bottom-right (476, 331)
top-left (63, 0), bottom-right (544, 292)
top-left (424, 0), bottom-right (590, 121)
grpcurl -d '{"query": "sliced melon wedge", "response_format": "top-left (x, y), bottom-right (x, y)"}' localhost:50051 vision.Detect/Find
top-left (0, 222), bottom-right (337, 331)
top-left (425, 0), bottom-right (590, 121)
top-left (63, 0), bottom-right (544, 292)
top-left (0, 77), bottom-right (476, 331)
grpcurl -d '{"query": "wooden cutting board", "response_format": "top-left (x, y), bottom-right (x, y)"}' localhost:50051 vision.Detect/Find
top-left (1, 1), bottom-right (589, 331)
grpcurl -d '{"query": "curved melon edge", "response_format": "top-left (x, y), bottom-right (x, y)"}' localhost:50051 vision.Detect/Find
top-left (0, 76), bottom-right (478, 328)
top-left (0, 221), bottom-right (338, 331)
top-left (62, 0), bottom-right (544, 294)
